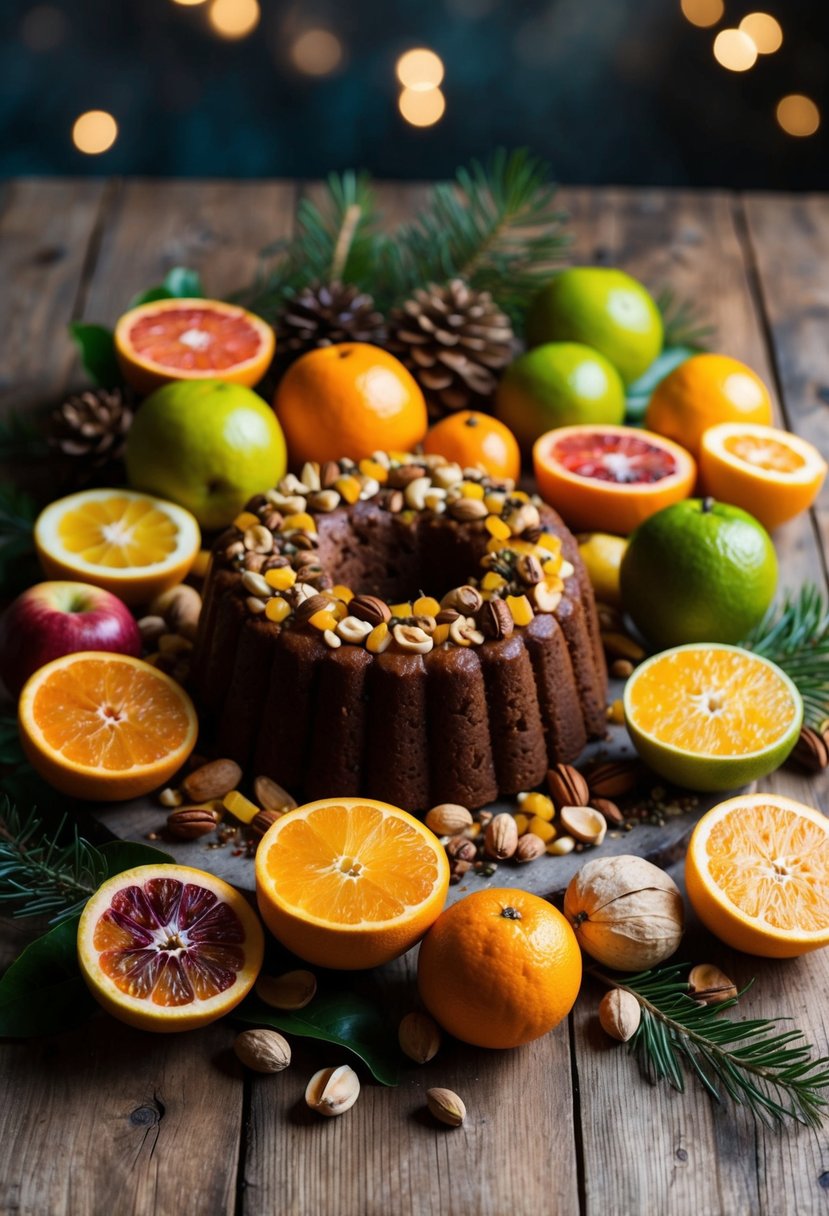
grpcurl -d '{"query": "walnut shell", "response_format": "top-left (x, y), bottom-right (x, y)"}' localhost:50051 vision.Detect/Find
top-left (563, 855), bottom-right (684, 971)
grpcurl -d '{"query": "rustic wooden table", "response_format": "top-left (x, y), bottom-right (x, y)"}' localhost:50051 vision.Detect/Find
top-left (1, 180), bottom-right (828, 1216)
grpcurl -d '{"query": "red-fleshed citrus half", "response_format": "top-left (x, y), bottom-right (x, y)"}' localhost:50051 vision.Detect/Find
top-left (78, 864), bottom-right (264, 1031)
top-left (115, 298), bottom-right (275, 394)
top-left (533, 424), bottom-right (696, 534)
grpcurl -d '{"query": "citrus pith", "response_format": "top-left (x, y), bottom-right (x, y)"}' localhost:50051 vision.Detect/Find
top-left (78, 864), bottom-right (264, 1030)
top-left (18, 652), bottom-right (198, 800)
top-left (255, 798), bottom-right (450, 969)
top-left (35, 488), bottom-right (200, 606)
top-left (417, 888), bottom-right (582, 1048)
top-left (699, 422), bottom-right (827, 532)
top-left (115, 298), bottom-right (274, 394)
top-left (623, 643), bottom-right (802, 791)
top-left (685, 794), bottom-right (829, 957)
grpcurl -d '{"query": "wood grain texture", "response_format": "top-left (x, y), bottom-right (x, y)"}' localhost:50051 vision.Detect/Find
top-left (2, 181), bottom-right (829, 1216)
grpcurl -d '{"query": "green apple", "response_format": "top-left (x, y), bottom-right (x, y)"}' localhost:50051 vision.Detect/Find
top-left (526, 268), bottom-right (663, 385)
top-left (126, 380), bottom-right (287, 530)
top-left (495, 343), bottom-right (626, 452)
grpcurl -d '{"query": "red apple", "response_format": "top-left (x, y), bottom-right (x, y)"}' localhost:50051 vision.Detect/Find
top-left (0, 581), bottom-right (142, 696)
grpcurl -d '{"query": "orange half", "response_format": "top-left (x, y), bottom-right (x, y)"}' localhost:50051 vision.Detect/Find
top-left (699, 422), bottom-right (827, 532)
top-left (115, 297), bottom-right (275, 394)
top-left (18, 652), bottom-right (197, 800)
top-left (255, 798), bottom-right (450, 969)
top-left (78, 864), bottom-right (264, 1031)
top-left (686, 793), bottom-right (829, 957)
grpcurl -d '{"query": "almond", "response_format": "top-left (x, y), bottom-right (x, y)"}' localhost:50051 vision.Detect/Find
top-left (253, 774), bottom-right (297, 814)
top-left (484, 812), bottom-right (518, 860)
top-left (425, 803), bottom-right (473, 836)
top-left (398, 1011), bottom-right (442, 1063)
top-left (591, 797), bottom-right (624, 826)
top-left (182, 758), bottom-right (242, 803)
top-left (514, 834), bottom-right (545, 863)
top-left (426, 1087), bottom-right (466, 1128)
top-left (598, 989), bottom-right (641, 1042)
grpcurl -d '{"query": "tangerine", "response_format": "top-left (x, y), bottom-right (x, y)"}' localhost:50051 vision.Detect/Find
top-left (646, 353), bottom-right (773, 458)
top-left (274, 343), bottom-right (428, 466)
top-left (422, 410), bottom-right (521, 481)
top-left (417, 888), bottom-right (582, 1049)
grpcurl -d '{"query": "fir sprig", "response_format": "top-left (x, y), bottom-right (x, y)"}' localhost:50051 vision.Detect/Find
top-left (741, 583), bottom-right (829, 728)
top-left (0, 798), bottom-right (107, 923)
top-left (382, 149), bottom-right (569, 320)
top-left (656, 286), bottom-right (714, 350)
top-left (592, 963), bottom-right (829, 1128)
top-left (0, 481), bottom-right (37, 576)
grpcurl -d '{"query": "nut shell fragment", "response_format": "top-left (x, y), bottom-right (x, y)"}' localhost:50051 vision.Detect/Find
top-left (559, 805), bottom-right (607, 846)
top-left (305, 1064), bottom-right (360, 1117)
top-left (689, 964), bottom-right (738, 1005)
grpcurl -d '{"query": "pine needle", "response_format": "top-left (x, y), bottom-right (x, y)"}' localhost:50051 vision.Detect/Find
top-left (656, 286), bottom-right (714, 350)
top-left (591, 963), bottom-right (829, 1128)
top-left (741, 583), bottom-right (829, 728)
top-left (0, 797), bottom-right (107, 923)
top-left (0, 481), bottom-right (37, 576)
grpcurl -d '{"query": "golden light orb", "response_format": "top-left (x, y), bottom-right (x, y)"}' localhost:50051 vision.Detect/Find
top-left (396, 48), bottom-right (445, 91)
top-left (398, 87), bottom-right (446, 127)
top-left (776, 95), bottom-right (820, 138)
top-left (680, 0), bottom-right (724, 29)
top-left (739, 13), bottom-right (783, 54)
top-left (72, 110), bottom-right (118, 155)
top-left (208, 0), bottom-right (260, 40)
top-left (290, 29), bottom-right (343, 76)
top-left (713, 28), bottom-right (758, 72)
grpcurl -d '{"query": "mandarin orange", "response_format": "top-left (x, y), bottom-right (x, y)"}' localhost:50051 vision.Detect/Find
top-left (423, 410), bottom-right (521, 481)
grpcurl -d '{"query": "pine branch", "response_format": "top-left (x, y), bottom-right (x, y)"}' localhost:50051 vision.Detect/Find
top-left (382, 148), bottom-right (569, 321)
top-left (236, 171), bottom-right (383, 322)
top-left (656, 287), bottom-right (714, 350)
top-left (0, 481), bottom-right (37, 573)
top-left (591, 963), bottom-right (829, 1128)
top-left (0, 797), bottom-right (107, 923)
top-left (741, 583), bottom-right (829, 728)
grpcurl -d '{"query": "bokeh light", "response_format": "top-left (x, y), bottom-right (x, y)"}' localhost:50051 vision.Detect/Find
top-left (713, 29), bottom-right (758, 72)
top-left (208, 0), bottom-right (260, 40)
top-left (776, 95), bottom-right (820, 138)
top-left (739, 13), bottom-right (783, 54)
top-left (398, 87), bottom-right (446, 127)
top-left (396, 49), bottom-right (445, 91)
top-left (20, 4), bottom-right (67, 51)
top-left (680, 0), bottom-right (724, 29)
top-left (170, 0), bottom-right (208, 6)
top-left (72, 111), bottom-right (118, 155)
top-left (290, 29), bottom-right (343, 76)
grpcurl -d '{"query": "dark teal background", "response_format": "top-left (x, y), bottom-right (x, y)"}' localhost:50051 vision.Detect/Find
top-left (1, 0), bottom-right (825, 185)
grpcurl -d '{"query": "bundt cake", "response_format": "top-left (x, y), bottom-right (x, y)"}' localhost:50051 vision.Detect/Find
top-left (191, 451), bottom-right (607, 812)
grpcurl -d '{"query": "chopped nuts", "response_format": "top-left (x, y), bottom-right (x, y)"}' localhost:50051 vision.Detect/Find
top-left (404, 476), bottom-right (432, 511)
top-left (242, 570), bottom-right (272, 599)
top-left (559, 805), bottom-right (607, 846)
top-left (426, 1087), bottom-right (466, 1128)
top-left (182, 758), bottom-right (243, 804)
top-left (598, 988), bottom-right (641, 1042)
top-left (234, 1029), bottom-right (291, 1073)
top-left (477, 598), bottom-right (514, 640)
top-left (305, 1065), bottom-right (360, 1117)
top-left (256, 969), bottom-right (317, 1010)
top-left (159, 786), bottom-right (183, 809)
top-left (448, 497), bottom-right (488, 522)
top-left (485, 813), bottom-right (519, 860)
top-left (307, 489), bottom-right (341, 513)
top-left (548, 835), bottom-right (575, 855)
top-left (392, 624), bottom-right (433, 655)
top-left (349, 595), bottom-right (391, 627)
top-left (441, 585), bottom-right (483, 615)
top-left (449, 615), bottom-right (484, 647)
top-left (243, 524), bottom-right (274, 554)
top-left (336, 615), bottom-right (373, 643)
top-left (425, 803), bottom-right (473, 835)
top-left (689, 964), bottom-right (738, 1005)
top-left (533, 582), bottom-right (562, 614)
top-left (398, 1011), bottom-right (442, 1063)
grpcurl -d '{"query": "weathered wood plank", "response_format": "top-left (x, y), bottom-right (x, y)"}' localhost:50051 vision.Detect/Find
top-left (740, 193), bottom-right (829, 566)
top-left (0, 178), bottom-right (107, 419)
top-left (560, 186), bottom-right (829, 1216)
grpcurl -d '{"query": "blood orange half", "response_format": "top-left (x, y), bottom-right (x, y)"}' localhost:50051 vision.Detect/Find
top-left (115, 298), bottom-right (275, 394)
top-left (533, 424), bottom-right (696, 534)
top-left (78, 864), bottom-right (264, 1031)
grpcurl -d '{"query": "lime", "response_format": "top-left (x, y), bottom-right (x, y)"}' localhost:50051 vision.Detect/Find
top-left (125, 380), bottom-right (287, 530)
top-left (527, 268), bottom-right (663, 385)
top-left (577, 532), bottom-right (627, 606)
top-left (495, 343), bottom-right (625, 452)
top-left (623, 644), bottom-right (801, 791)
top-left (620, 498), bottom-right (777, 649)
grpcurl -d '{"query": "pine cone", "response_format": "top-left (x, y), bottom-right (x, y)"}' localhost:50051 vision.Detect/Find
top-left (386, 279), bottom-right (515, 419)
top-left (47, 388), bottom-right (133, 481)
top-left (278, 281), bottom-right (385, 365)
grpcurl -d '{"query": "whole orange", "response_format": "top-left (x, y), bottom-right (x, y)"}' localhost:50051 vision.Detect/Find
top-left (417, 888), bottom-right (582, 1049)
top-left (274, 343), bottom-right (428, 466)
top-left (423, 410), bottom-right (521, 481)
top-left (646, 353), bottom-right (773, 458)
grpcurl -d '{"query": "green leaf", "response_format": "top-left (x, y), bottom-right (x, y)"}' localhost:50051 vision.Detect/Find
top-left (625, 345), bottom-right (696, 422)
top-left (0, 915), bottom-right (95, 1037)
top-left (69, 323), bottom-right (122, 389)
top-left (99, 840), bottom-right (175, 880)
top-left (130, 266), bottom-right (205, 307)
top-left (236, 991), bottom-right (401, 1086)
